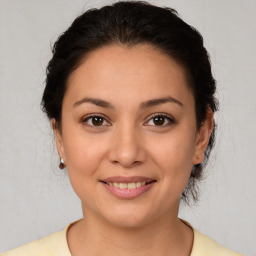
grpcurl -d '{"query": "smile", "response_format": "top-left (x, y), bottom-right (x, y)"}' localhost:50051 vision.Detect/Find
top-left (100, 177), bottom-right (156, 199)
top-left (105, 181), bottom-right (146, 189)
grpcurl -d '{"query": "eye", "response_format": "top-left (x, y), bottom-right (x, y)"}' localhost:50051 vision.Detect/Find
top-left (82, 115), bottom-right (110, 127)
top-left (145, 113), bottom-right (175, 127)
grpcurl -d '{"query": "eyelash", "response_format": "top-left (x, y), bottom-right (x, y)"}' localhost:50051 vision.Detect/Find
top-left (81, 113), bottom-right (176, 128)
top-left (146, 113), bottom-right (176, 127)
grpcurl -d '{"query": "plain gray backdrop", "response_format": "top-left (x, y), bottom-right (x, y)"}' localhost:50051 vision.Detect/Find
top-left (0, 0), bottom-right (255, 255)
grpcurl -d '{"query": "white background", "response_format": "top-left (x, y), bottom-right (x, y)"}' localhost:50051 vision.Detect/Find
top-left (0, 0), bottom-right (255, 255)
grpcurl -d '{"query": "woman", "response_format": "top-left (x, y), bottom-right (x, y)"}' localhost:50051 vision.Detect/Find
top-left (2, 1), bottom-right (243, 255)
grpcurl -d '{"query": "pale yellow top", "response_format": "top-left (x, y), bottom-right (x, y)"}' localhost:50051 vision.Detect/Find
top-left (2, 221), bottom-right (243, 256)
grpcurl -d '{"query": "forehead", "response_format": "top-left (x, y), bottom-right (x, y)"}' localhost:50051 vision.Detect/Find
top-left (65, 44), bottom-right (194, 108)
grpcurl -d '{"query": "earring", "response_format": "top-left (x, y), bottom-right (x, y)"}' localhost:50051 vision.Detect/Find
top-left (196, 155), bottom-right (200, 159)
top-left (59, 158), bottom-right (65, 169)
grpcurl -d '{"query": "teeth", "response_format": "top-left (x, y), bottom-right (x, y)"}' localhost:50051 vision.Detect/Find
top-left (128, 182), bottom-right (136, 189)
top-left (107, 181), bottom-right (147, 189)
top-left (113, 182), bottom-right (119, 188)
top-left (120, 183), bottom-right (128, 189)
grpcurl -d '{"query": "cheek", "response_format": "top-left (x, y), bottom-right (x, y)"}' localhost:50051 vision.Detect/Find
top-left (62, 129), bottom-right (108, 188)
top-left (149, 128), bottom-right (196, 181)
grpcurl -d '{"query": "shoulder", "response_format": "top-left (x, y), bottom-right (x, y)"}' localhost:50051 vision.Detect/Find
top-left (1, 226), bottom-right (71, 256)
top-left (191, 229), bottom-right (243, 256)
top-left (180, 219), bottom-right (243, 256)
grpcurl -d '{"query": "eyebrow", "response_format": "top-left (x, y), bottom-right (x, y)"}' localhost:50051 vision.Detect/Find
top-left (140, 96), bottom-right (183, 109)
top-left (73, 97), bottom-right (115, 109)
top-left (73, 96), bottom-right (183, 109)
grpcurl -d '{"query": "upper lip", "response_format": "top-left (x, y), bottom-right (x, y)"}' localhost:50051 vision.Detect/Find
top-left (100, 176), bottom-right (156, 183)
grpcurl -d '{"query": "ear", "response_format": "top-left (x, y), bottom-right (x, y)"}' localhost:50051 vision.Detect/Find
top-left (51, 119), bottom-right (65, 161)
top-left (193, 109), bottom-right (214, 165)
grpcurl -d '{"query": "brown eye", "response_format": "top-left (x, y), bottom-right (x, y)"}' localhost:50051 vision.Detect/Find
top-left (153, 116), bottom-right (165, 126)
top-left (146, 114), bottom-right (175, 127)
top-left (82, 115), bottom-right (109, 127)
top-left (91, 117), bottom-right (103, 126)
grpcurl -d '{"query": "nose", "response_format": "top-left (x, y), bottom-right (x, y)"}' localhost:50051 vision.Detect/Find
top-left (108, 122), bottom-right (147, 168)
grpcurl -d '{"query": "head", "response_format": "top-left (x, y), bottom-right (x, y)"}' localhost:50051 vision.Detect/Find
top-left (42, 1), bottom-right (217, 221)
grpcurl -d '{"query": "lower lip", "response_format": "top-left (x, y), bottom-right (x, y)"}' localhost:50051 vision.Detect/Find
top-left (101, 182), bottom-right (155, 199)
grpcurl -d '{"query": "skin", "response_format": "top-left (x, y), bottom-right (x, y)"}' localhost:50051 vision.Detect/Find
top-left (53, 44), bottom-right (213, 256)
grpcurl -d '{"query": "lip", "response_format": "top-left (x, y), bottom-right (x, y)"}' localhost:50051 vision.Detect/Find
top-left (100, 176), bottom-right (155, 183)
top-left (100, 176), bottom-right (157, 199)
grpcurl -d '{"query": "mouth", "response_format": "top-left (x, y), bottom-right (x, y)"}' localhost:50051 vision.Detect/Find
top-left (99, 176), bottom-right (157, 199)
top-left (100, 180), bottom-right (156, 189)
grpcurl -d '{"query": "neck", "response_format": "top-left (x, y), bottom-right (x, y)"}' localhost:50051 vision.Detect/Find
top-left (67, 208), bottom-right (193, 256)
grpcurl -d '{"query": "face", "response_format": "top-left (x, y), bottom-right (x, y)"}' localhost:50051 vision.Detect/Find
top-left (54, 44), bottom-right (213, 228)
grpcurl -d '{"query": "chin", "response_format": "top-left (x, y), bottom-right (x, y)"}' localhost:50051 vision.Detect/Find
top-left (99, 204), bottom-right (155, 229)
